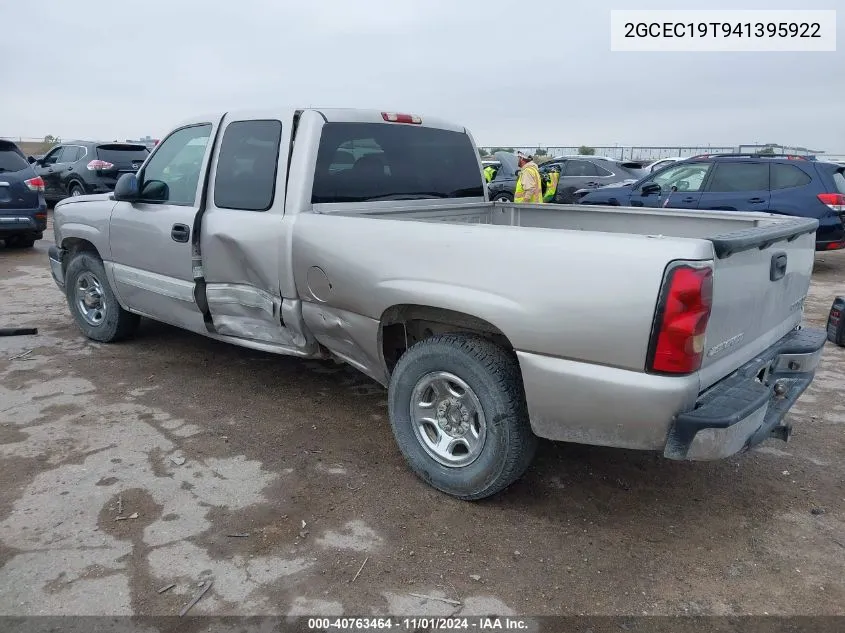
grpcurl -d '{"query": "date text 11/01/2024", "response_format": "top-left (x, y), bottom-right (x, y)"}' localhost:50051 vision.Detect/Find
top-left (623, 21), bottom-right (822, 39)
top-left (307, 617), bottom-right (530, 630)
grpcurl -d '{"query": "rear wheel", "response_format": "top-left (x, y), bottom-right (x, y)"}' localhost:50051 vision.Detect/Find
top-left (493, 192), bottom-right (513, 202)
top-left (387, 333), bottom-right (537, 500)
top-left (64, 252), bottom-right (139, 342)
top-left (69, 183), bottom-right (85, 197)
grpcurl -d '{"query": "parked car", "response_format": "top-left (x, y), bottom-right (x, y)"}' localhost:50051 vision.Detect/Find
top-left (486, 153), bottom-right (647, 203)
top-left (578, 154), bottom-right (845, 251)
top-left (645, 156), bottom-right (687, 172)
top-left (0, 139), bottom-right (47, 248)
top-left (49, 108), bottom-right (825, 499)
top-left (30, 141), bottom-right (149, 203)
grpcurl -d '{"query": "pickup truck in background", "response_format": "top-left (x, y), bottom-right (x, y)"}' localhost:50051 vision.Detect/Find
top-left (48, 108), bottom-right (827, 500)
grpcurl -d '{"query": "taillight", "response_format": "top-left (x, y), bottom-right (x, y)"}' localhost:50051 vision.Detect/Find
top-left (825, 241), bottom-right (844, 250)
top-left (381, 112), bottom-right (422, 124)
top-left (648, 264), bottom-right (713, 375)
top-left (818, 193), bottom-right (845, 212)
top-left (87, 160), bottom-right (114, 171)
top-left (24, 176), bottom-right (45, 192)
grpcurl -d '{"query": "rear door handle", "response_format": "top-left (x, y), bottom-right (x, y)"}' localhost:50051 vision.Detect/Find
top-left (681, 196), bottom-right (696, 203)
top-left (171, 223), bottom-right (190, 243)
top-left (748, 197), bottom-right (765, 203)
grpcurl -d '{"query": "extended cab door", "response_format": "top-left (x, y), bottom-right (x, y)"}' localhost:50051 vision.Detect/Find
top-left (695, 161), bottom-right (771, 212)
top-left (108, 120), bottom-right (220, 333)
top-left (198, 110), bottom-right (312, 352)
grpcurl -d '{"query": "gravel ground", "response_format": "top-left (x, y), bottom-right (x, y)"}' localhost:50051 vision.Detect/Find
top-left (0, 227), bottom-right (843, 622)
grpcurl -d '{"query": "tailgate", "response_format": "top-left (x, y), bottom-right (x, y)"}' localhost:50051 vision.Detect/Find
top-left (697, 218), bottom-right (817, 390)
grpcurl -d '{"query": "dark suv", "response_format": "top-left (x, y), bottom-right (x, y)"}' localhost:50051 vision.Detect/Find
top-left (578, 154), bottom-right (845, 251)
top-left (0, 140), bottom-right (47, 248)
top-left (30, 141), bottom-right (149, 203)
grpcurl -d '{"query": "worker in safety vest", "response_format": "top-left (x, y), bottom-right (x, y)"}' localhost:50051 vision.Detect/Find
top-left (542, 165), bottom-right (560, 203)
top-left (514, 152), bottom-right (542, 203)
top-left (483, 165), bottom-right (496, 182)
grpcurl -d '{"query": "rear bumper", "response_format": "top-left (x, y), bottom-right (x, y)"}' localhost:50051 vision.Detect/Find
top-left (0, 207), bottom-right (47, 237)
top-left (517, 326), bottom-right (826, 458)
top-left (664, 326), bottom-right (827, 460)
top-left (48, 245), bottom-right (65, 289)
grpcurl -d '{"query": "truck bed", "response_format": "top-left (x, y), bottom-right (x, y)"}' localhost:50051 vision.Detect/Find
top-left (311, 200), bottom-right (818, 393)
top-left (325, 200), bottom-right (802, 245)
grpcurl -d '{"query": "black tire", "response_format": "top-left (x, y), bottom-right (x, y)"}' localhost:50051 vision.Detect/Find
top-left (69, 183), bottom-right (85, 197)
top-left (387, 333), bottom-right (537, 500)
top-left (493, 192), bottom-right (513, 202)
top-left (64, 252), bottom-right (140, 342)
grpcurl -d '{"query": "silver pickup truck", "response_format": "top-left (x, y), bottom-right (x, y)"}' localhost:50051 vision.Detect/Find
top-left (48, 108), bottom-right (827, 500)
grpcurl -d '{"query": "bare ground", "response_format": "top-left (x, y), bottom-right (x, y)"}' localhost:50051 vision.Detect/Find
top-left (0, 227), bottom-right (843, 621)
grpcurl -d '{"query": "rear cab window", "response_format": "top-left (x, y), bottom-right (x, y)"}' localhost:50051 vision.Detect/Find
top-left (312, 122), bottom-right (484, 203)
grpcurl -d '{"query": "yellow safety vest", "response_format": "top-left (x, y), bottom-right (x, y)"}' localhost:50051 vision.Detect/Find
top-left (514, 163), bottom-right (542, 203)
top-left (484, 166), bottom-right (495, 182)
top-left (543, 171), bottom-right (560, 202)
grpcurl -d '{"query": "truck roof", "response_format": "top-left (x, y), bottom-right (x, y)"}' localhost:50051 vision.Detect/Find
top-left (172, 108), bottom-right (467, 134)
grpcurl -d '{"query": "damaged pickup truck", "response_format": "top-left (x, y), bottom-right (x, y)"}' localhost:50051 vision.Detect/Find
top-left (48, 108), bottom-right (827, 499)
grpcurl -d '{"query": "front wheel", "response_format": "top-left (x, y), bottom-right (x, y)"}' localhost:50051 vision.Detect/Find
top-left (64, 252), bottom-right (140, 342)
top-left (493, 193), bottom-right (513, 202)
top-left (69, 183), bottom-right (85, 197)
top-left (387, 334), bottom-right (537, 500)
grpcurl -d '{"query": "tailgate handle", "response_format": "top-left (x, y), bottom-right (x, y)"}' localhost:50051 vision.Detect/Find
top-left (770, 252), bottom-right (787, 281)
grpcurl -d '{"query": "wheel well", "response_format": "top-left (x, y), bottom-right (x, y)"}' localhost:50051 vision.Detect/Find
top-left (68, 180), bottom-right (84, 192)
top-left (61, 238), bottom-right (100, 273)
top-left (380, 305), bottom-right (514, 375)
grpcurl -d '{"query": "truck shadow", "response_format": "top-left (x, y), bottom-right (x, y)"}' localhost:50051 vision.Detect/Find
top-left (131, 317), bottom-right (813, 531)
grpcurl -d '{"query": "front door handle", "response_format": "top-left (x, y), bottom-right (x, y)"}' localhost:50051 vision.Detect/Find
top-left (748, 197), bottom-right (765, 203)
top-left (171, 223), bottom-right (190, 242)
top-left (681, 197), bottom-right (696, 203)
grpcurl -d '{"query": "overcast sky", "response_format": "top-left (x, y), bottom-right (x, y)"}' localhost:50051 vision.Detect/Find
top-left (1, 0), bottom-right (842, 152)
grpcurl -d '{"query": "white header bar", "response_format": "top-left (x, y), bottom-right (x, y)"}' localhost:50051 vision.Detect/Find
top-left (610, 10), bottom-right (836, 52)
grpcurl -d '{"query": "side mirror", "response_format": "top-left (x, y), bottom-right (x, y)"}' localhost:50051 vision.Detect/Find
top-left (113, 173), bottom-right (140, 202)
top-left (641, 182), bottom-right (661, 195)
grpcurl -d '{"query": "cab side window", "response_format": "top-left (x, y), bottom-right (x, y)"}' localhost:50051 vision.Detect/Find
top-left (139, 124), bottom-right (212, 206)
top-left (213, 120), bottom-right (282, 211)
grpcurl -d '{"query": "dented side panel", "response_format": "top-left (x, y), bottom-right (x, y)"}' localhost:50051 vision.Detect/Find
top-left (199, 108), bottom-right (319, 352)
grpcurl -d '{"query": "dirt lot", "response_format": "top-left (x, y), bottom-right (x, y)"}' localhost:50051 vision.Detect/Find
top-left (1, 226), bottom-right (844, 621)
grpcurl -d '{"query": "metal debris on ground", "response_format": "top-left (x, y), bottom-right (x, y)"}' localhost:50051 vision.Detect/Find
top-left (811, 508), bottom-right (826, 515)
top-left (128, 512), bottom-right (139, 519)
top-left (351, 556), bottom-right (369, 583)
top-left (157, 584), bottom-right (176, 594)
top-left (9, 349), bottom-right (33, 360)
top-left (408, 593), bottom-right (461, 607)
top-left (226, 533), bottom-right (250, 538)
top-left (170, 456), bottom-right (186, 466)
top-left (469, 574), bottom-right (481, 581)
top-left (117, 495), bottom-right (123, 516)
top-left (299, 530), bottom-right (309, 539)
top-left (179, 580), bottom-right (213, 617)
